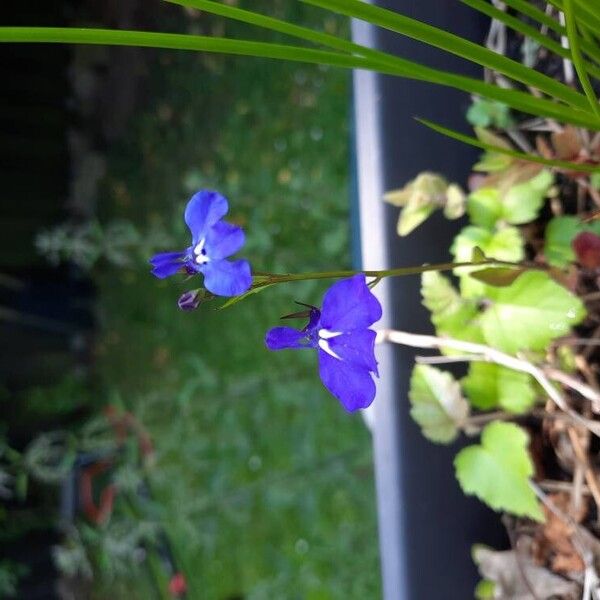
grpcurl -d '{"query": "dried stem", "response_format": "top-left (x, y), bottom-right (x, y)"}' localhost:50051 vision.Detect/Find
top-left (544, 367), bottom-right (600, 408)
top-left (539, 479), bottom-right (591, 495)
top-left (558, 10), bottom-right (575, 85)
top-left (377, 328), bottom-right (600, 437)
top-left (531, 481), bottom-right (600, 579)
top-left (567, 427), bottom-right (600, 520)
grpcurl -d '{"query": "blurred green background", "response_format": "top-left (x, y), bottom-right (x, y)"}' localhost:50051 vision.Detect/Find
top-left (1, 2), bottom-right (380, 598)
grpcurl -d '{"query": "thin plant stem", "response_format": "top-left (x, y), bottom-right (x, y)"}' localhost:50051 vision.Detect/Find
top-left (265, 258), bottom-right (528, 286)
top-left (376, 328), bottom-right (600, 437)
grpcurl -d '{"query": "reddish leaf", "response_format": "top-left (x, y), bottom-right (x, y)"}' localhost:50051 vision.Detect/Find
top-left (572, 231), bottom-right (600, 268)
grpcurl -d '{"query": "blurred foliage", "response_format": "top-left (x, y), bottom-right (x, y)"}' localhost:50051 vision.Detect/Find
top-left (36, 219), bottom-right (175, 270)
top-left (0, 560), bottom-right (28, 598)
top-left (48, 1), bottom-right (382, 598)
top-left (466, 98), bottom-right (514, 130)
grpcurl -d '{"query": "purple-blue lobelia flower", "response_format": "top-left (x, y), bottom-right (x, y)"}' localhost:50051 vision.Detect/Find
top-left (265, 274), bottom-right (382, 412)
top-left (149, 190), bottom-right (252, 297)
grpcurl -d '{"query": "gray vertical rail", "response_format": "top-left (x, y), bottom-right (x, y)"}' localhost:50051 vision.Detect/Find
top-left (351, 16), bottom-right (408, 600)
top-left (351, 2), bottom-right (506, 598)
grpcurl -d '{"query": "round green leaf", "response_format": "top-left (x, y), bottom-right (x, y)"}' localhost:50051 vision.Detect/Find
top-left (481, 270), bottom-right (585, 353)
top-left (503, 169), bottom-right (553, 225)
top-left (454, 421), bottom-right (543, 521)
top-left (409, 364), bottom-right (469, 444)
top-left (462, 363), bottom-right (536, 413)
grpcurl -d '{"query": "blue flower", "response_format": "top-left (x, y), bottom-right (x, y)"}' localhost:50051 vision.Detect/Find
top-left (265, 274), bottom-right (382, 412)
top-left (150, 190), bottom-right (252, 297)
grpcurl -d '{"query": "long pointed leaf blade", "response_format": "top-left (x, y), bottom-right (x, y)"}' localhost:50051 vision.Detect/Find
top-left (166, 0), bottom-right (362, 55)
top-left (166, 0), bottom-right (600, 127)
top-left (564, 0), bottom-right (600, 118)
top-left (0, 26), bottom-right (388, 67)
top-left (303, 0), bottom-right (590, 110)
top-left (1, 26), bottom-right (598, 128)
top-left (462, 0), bottom-right (600, 81)
top-left (416, 118), bottom-right (600, 174)
top-left (500, 0), bottom-right (600, 65)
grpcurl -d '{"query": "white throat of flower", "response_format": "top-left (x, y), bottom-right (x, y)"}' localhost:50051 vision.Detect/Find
top-left (193, 238), bottom-right (210, 265)
top-left (318, 328), bottom-right (342, 360)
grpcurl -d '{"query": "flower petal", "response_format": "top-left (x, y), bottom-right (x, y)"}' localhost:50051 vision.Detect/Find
top-left (318, 350), bottom-right (376, 411)
top-left (328, 329), bottom-right (378, 375)
top-left (320, 274), bottom-right (382, 331)
top-left (149, 251), bottom-right (185, 266)
top-left (149, 251), bottom-right (185, 279)
top-left (201, 259), bottom-right (252, 297)
top-left (185, 190), bottom-right (229, 243)
top-left (205, 222), bottom-right (245, 260)
top-left (265, 326), bottom-right (309, 350)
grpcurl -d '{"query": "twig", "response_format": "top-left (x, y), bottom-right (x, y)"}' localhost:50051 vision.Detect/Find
top-left (581, 293), bottom-right (600, 304)
top-left (540, 3), bottom-right (553, 37)
top-left (464, 410), bottom-right (511, 427)
top-left (572, 456), bottom-right (586, 517)
top-left (531, 481), bottom-right (600, 592)
top-left (583, 325), bottom-right (600, 361)
top-left (575, 355), bottom-right (600, 414)
top-left (567, 427), bottom-right (600, 520)
top-left (558, 10), bottom-right (575, 85)
top-left (377, 329), bottom-right (600, 437)
top-left (539, 479), bottom-right (591, 495)
top-left (415, 354), bottom-right (481, 365)
top-left (544, 367), bottom-right (600, 409)
top-left (506, 128), bottom-right (535, 154)
top-left (578, 177), bottom-right (600, 210)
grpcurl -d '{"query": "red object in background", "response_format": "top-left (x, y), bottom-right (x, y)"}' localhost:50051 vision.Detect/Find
top-left (78, 407), bottom-right (155, 526)
top-left (573, 231), bottom-right (600, 268)
top-left (168, 572), bottom-right (187, 597)
top-left (79, 460), bottom-right (117, 525)
top-left (103, 405), bottom-right (155, 459)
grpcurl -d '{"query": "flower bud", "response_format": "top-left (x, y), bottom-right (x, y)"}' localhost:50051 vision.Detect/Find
top-left (177, 290), bottom-right (201, 311)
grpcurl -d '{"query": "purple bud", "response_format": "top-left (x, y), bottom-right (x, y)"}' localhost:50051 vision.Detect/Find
top-left (178, 290), bottom-right (201, 311)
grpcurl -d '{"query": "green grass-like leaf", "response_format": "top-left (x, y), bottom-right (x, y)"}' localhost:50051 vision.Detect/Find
top-left (417, 118), bottom-right (600, 172)
top-left (454, 421), bottom-right (543, 521)
top-left (167, 0), bottom-right (368, 56)
top-left (462, 0), bottom-right (600, 81)
top-left (303, 0), bottom-right (591, 111)
top-left (2, 26), bottom-right (598, 128)
top-left (0, 26), bottom-right (375, 69)
top-left (501, 0), bottom-right (563, 34)
top-left (501, 0), bottom-right (600, 66)
top-left (564, 0), bottom-right (600, 119)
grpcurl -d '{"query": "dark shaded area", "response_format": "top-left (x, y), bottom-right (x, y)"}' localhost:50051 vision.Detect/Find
top-left (1, 3), bottom-right (78, 597)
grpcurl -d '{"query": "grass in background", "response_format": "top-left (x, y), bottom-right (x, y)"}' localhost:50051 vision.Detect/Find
top-left (91, 2), bottom-right (380, 598)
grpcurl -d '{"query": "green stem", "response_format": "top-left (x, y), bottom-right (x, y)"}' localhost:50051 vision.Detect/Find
top-left (263, 258), bottom-right (527, 286)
